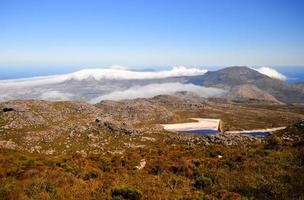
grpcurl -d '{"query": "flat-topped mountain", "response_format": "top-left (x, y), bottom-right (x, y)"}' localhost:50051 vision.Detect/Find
top-left (182, 66), bottom-right (304, 103)
top-left (199, 66), bottom-right (271, 86)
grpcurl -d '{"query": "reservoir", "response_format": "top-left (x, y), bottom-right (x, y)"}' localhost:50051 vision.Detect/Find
top-left (240, 132), bottom-right (271, 137)
top-left (162, 118), bottom-right (284, 136)
top-left (162, 118), bottom-right (220, 135)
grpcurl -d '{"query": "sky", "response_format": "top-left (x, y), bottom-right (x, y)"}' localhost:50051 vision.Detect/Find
top-left (0, 0), bottom-right (304, 72)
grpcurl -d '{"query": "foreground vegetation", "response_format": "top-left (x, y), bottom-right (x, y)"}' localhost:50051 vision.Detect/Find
top-left (1, 98), bottom-right (303, 199)
top-left (0, 125), bottom-right (303, 200)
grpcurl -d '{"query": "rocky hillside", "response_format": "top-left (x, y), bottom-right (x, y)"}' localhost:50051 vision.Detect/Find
top-left (0, 98), bottom-right (303, 199)
top-left (97, 95), bottom-right (304, 130)
top-left (230, 84), bottom-right (281, 103)
top-left (95, 95), bottom-right (208, 125)
top-left (0, 96), bottom-right (304, 199)
top-left (1, 96), bottom-right (304, 156)
top-left (0, 100), bottom-right (145, 155)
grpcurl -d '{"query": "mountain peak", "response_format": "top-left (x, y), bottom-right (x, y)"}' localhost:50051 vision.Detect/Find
top-left (201, 66), bottom-right (269, 87)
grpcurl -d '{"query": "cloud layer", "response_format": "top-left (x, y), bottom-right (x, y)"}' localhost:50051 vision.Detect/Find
top-left (0, 66), bottom-right (207, 88)
top-left (89, 82), bottom-right (225, 103)
top-left (39, 91), bottom-right (74, 101)
top-left (253, 67), bottom-right (287, 81)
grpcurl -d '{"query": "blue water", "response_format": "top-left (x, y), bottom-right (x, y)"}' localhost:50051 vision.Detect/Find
top-left (179, 129), bottom-right (271, 137)
top-left (179, 129), bottom-right (219, 134)
top-left (273, 66), bottom-right (304, 83)
top-left (240, 132), bottom-right (271, 137)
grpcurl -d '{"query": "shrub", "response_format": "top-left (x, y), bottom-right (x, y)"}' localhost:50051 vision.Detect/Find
top-left (266, 135), bottom-right (282, 148)
top-left (43, 182), bottom-right (57, 195)
top-left (111, 185), bottom-right (142, 200)
top-left (170, 160), bottom-right (194, 177)
top-left (60, 162), bottom-right (80, 175)
top-left (192, 159), bottom-right (201, 167)
top-left (215, 190), bottom-right (242, 200)
top-left (256, 149), bottom-right (272, 156)
top-left (197, 197), bottom-right (205, 200)
top-left (83, 171), bottom-right (99, 180)
top-left (25, 180), bottom-right (58, 198)
top-left (0, 182), bottom-right (15, 199)
top-left (194, 176), bottom-right (213, 189)
top-left (5, 167), bottom-right (17, 177)
top-left (149, 164), bottom-right (162, 175)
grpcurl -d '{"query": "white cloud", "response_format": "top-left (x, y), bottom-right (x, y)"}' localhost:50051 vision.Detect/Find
top-left (253, 67), bottom-right (287, 81)
top-left (89, 82), bottom-right (225, 103)
top-left (39, 91), bottom-right (74, 101)
top-left (0, 66), bottom-right (208, 88)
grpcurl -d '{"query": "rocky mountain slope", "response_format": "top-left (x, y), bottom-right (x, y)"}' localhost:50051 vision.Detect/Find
top-left (0, 100), bottom-right (147, 155)
top-left (1, 95), bottom-right (303, 156)
top-left (182, 66), bottom-right (304, 103)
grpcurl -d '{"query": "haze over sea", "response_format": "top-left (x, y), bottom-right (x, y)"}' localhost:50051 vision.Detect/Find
top-left (1, 66), bottom-right (304, 83)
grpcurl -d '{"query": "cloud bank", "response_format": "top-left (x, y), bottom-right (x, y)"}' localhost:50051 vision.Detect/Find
top-left (89, 82), bottom-right (225, 103)
top-left (253, 67), bottom-right (287, 81)
top-left (0, 66), bottom-right (208, 88)
top-left (39, 91), bottom-right (74, 101)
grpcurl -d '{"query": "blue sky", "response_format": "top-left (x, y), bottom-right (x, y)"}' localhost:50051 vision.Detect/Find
top-left (0, 0), bottom-right (304, 70)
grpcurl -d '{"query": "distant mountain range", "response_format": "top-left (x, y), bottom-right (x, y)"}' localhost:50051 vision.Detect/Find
top-left (0, 66), bottom-right (303, 104)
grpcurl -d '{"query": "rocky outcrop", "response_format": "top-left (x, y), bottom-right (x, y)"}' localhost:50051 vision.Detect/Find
top-left (2, 107), bottom-right (15, 112)
top-left (95, 98), bottom-right (174, 124)
top-left (169, 133), bottom-right (262, 146)
top-left (96, 118), bottom-right (142, 135)
top-left (0, 140), bottom-right (19, 150)
top-left (275, 120), bottom-right (304, 143)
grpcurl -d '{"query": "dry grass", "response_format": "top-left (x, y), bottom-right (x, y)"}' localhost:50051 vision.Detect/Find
top-left (0, 129), bottom-right (303, 200)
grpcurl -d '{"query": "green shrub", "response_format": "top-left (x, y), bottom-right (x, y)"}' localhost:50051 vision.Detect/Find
top-left (194, 176), bottom-right (213, 189)
top-left (43, 182), bottom-right (57, 194)
top-left (256, 149), bottom-right (272, 156)
top-left (0, 182), bottom-right (15, 199)
top-left (192, 159), bottom-right (201, 167)
top-left (111, 185), bottom-right (142, 200)
top-left (60, 162), bottom-right (80, 175)
top-left (6, 166), bottom-right (23, 177)
top-left (25, 180), bottom-right (58, 198)
top-left (197, 196), bottom-right (205, 200)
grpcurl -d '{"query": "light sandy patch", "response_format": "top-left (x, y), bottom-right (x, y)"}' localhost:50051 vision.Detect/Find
top-left (161, 118), bottom-right (220, 131)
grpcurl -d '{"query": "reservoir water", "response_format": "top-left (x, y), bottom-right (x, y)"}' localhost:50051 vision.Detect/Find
top-left (179, 130), bottom-right (271, 136)
top-left (240, 132), bottom-right (271, 137)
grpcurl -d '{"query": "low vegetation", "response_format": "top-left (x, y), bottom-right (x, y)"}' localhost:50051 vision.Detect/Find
top-left (0, 122), bottom-right (303, 200)
top-left (0, 97), bottom-right (303, 199)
